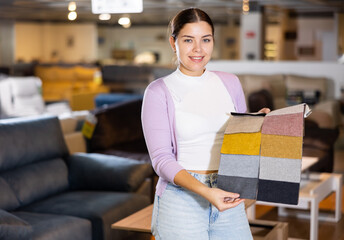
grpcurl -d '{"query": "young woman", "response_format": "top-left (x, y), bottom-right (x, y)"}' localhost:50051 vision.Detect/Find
top-left (142, 8), bottom-right (269, 240)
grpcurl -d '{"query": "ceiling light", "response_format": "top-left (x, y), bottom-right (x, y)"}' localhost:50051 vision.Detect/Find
top-left (243, 4), bottom-right (249, 12)
top-left (122, 22), bottom-right (131, 28)
top-left (91, 0), bottom-right (143, 14)
top-left (242, 0), bottom-right (249, 14)
top-left (118, 17), bottom-right (130, 25)
top-left (99, 13), bottom-right (111, 21)
top-left (68, 11), bottom-right (77, 21)
top-left (68, 1), bottom-right (76, 11)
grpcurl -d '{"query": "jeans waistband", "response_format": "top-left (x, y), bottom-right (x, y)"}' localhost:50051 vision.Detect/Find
top-left (188, 171), bottom-right (218, 187)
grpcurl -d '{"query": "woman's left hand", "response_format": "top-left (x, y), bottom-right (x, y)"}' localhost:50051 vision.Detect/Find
top-left (258, 108), bottom-right (271, 114)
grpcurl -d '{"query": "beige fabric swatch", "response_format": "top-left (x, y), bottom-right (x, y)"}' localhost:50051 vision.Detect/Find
top-left (225, 115), bottom-right (265, 134)
top-left (267, 103), bottom-right (307, 117)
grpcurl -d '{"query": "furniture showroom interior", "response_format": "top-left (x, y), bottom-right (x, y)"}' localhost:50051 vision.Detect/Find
top-left (0, 0), bottom-right (344, 240)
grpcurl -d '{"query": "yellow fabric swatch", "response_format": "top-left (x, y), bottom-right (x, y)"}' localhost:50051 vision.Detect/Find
top-left (261, 134), bottom-right (302, 159)
top-left (221, 133), bottom-right (261, 156)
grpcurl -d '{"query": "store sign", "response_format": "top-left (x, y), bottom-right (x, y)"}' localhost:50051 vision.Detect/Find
top-left (91, 0), bottom-right (143, 14)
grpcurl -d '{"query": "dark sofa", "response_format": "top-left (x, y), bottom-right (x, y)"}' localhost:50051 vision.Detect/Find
top-left (0, 116), bottom-right (153, 240)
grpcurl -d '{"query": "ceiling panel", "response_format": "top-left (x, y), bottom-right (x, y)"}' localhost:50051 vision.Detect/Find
top-left (0, 0), bottom-right (342, 25)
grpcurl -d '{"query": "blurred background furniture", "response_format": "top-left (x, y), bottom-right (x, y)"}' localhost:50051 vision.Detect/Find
top-left (247, 89), bottom-right (340, 173)
top-left (0, 76), bottom-right (71, 118)
top-left (0, 115), bottom-right (153, 240)
top-left (87, 98), bottom-right (150, 163)
top-left (94, 93), bottom-right (143, 108)
top-left (101, 64), bottom-right (173, 94)
top-left (34, 64), bottom-right (110, 110)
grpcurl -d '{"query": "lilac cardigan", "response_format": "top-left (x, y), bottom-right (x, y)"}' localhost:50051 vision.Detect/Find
top-left (141, 71), bottom-right (247, 196)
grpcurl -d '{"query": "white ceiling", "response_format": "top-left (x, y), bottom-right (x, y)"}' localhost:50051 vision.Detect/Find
top-left (0, 0), bottom-right (343, 25)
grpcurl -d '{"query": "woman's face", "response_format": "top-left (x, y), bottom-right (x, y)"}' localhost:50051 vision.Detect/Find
top-left (170, 21), bottom-right (214, 76)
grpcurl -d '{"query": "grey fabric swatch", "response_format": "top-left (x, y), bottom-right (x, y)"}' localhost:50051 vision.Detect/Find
top-left (259, 156), bottom-right (301, 183)
top-left (217, 175), bottom-right (258, 200)
top-left (219, 154), bottom-right (260, 178)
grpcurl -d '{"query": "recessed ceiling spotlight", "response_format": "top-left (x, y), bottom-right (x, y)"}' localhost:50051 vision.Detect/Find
top-left (68, 11), bottom-right (77, 21)
top-left (68, 1), bottom-right (76, 11)
top-left (118, 17), bottom-right (130, 26)
top-left (99, 13), bottom-right (111, 21)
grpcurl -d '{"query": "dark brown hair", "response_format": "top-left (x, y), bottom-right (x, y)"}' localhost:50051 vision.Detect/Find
top-left (170, 8), bottom-right (214, 40)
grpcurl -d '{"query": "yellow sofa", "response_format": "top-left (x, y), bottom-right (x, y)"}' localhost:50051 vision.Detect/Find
top-left (35, 65), bottom-right (110, 110)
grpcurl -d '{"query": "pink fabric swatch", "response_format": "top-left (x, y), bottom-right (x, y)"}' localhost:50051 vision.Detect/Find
top-left (261, 112), bottom-right (304, 137)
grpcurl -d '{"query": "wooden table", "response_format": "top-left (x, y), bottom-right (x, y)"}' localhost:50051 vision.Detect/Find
top-left (112, 200), bottom-right (256, 233)
top-left (112, 204), bottom-right (153, 233)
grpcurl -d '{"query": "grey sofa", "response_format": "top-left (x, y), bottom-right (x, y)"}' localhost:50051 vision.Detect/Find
top-left (0, 115), bottom-right (153, 240)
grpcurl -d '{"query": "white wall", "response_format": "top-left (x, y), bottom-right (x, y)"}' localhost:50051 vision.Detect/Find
top-left (97, 24), bottom-right (223, 65)
top-left (12, 17), bottom-right (339, 65)
top-left (207, 60), bottom-right (344, 99)
top-left (15, 22), bottom-right (98, 63)
top-left (97, 26), bottom-right (172, 65)
top-left (296, 18), bottom-right (337, 61)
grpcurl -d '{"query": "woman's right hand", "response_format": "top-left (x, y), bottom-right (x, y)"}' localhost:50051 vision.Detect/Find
top-left (204, 187), bottom-right (245, 212)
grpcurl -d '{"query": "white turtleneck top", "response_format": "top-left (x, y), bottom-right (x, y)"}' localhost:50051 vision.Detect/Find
top-left (163, 68), bottom-right (236, 170)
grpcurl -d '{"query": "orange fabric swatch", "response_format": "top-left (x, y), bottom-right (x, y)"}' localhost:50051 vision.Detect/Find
top-left (260, 134), bottom-right (302, 159)
top-left (221, 132), bottom-right (261, 156)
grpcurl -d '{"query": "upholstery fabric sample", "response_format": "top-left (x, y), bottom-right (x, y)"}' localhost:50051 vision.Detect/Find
top-left (261, 112), bottom-right (304, 137)
top-left (217, 175), bottom-right (258, 200)
top-left (218, 103), bottom-right (310, 204)
top-left (259, 157), bottom-right (301, 183)
top-left (218, 154), bottom-right (259, 178)
top-left (225, 115), bottom-right (265, 134)
top-left (257, 179), bottom-right (300, 205)
top-left (221, 133), bottom-right (261, 156)
top-left (260, 134), bottom-right (303, 159)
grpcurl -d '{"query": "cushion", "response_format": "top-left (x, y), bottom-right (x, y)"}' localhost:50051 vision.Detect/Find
top-left (0, 209), bottom-right (32, 240)
top-left (13, 94), bottom-right (45, 115)
top-left (67, 153), bottom-right (153, 192)
top-left (21, 191), bottom-right (150, 240)
top-left (89, 99), bottom-right (144, 151)
top-left (13, 212), bottom-right (91, 240)
top-left (0, 116), bottom-right (69, 172)
top-left (0, 177), bottom-right (20, 210)
top-left (1, 159), bottom-right (69, 207)
top-left (10, 77), bottom-right (41, 97)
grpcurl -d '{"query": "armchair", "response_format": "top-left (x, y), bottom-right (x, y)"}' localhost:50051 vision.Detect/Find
top-left (0, 77), bottom-right (71, 118)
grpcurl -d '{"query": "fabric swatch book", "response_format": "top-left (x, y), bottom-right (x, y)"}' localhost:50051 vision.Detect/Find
top-left (217, 103), bottom-right (312, 205)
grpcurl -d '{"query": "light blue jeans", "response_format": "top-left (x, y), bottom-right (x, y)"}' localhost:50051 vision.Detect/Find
top-left (151, 172), bottom-right (253, 240)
